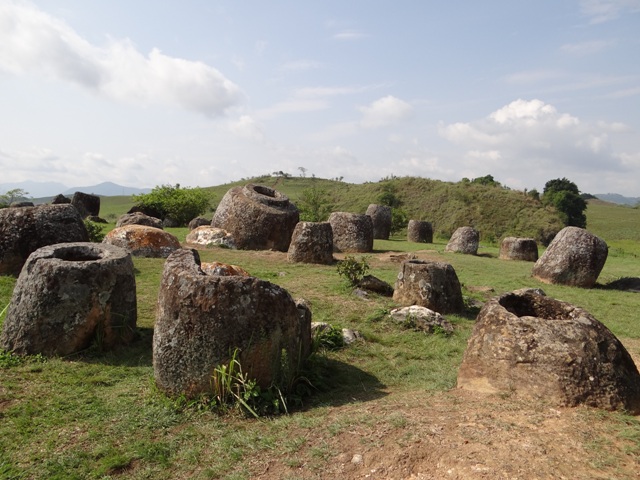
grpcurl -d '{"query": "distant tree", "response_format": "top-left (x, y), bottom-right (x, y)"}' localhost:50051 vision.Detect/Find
top-left (542, 178), bottom-right (587, 228)
top-left (527, 188), bottom-right (540, 201)
top-left (132, 184), bottom-right (211, 226)
top-left (471, 174), bottom-right (501, 187)
top-left (297, 186), bottom-right (334, 222)
top-left (298, 167), bottom-right (307, 178)
top-left (0, 188), bottom-right (29, 207)
top-left (377, 183), bottom-right (403, 209)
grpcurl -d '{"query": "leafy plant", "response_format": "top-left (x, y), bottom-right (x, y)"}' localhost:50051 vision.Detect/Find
top-left (312, 324), bottom-right (344, 351)
top-left (84, 219), bottom-right (105, 243)
top-left (132, 184), bottom-right (211, 226)
top-left (336, 255), bottom-right (370, 286)
top-left (542, 177), bottom-right (587, 228)
top-left (297, 185), bottom-right (334, 222)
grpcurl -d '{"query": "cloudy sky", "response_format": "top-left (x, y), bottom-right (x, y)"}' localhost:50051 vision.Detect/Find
top-left (1, 0), bottom-right (639, 196)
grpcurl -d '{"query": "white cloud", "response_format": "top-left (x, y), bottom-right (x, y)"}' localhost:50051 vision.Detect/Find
top-left (0, 1), bottom-right (243, 116)
top-left (560, 39), bottom-right (615, 55)
top-left (333, 30), bottom-right (367, 41)
top-left (359, 95), bottom-right (412, 129)
top-left (579, 0), bottom-right (640, 24)
top-left (228, 115), bottom-right (265, 142)
top-left (438, 99), bottom-right (635, 192)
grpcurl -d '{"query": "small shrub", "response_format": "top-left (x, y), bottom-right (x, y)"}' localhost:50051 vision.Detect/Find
top-left (336, 255), bottom-right (370, 286)
top-left (313, 324), bottom-right (344, 351)
top-left (84, 219), bottom-right (105, 243)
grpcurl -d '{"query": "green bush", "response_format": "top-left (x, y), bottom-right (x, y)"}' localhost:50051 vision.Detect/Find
top-left (297, 185), bottom-right (334, 222)
top-left (132, 184), bottom-right (211, 226)
top-left (336, 255), bottom-right (370, 286)
top-left (84, 219), bottom-right (105, 243)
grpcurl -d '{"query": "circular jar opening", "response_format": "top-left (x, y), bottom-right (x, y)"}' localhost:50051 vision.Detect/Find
top-left (499, 293), bottom-right (573, 320)
top-left (244, 184), bottom-right (290, 207)
top-left (54, 246), bottom-right (103, 262)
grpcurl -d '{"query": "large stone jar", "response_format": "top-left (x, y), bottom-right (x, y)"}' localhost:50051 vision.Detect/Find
top-left (457, 290), bottom-right (640, 413)
top-left (392, 260), bottom-right (464, 314)
top-left (0, 204), bottom-right (89, 276)
top-left (499, 237), bottom-right (538, 262)
top-left (445, 226), bottom-right (479, 255)
top-left (366, 204), bottom-right (392, 240)
top-left (211, 184), bottom-right (299, 251)
top-left (0, 242), bottom-right (137, 356)
top-left (287, 221), bottom-right (334, 264)
top-left (407, 220), bottom-right (433, 243)
top-left (153, 249), bottom-right (311, 398)
top-left (328, 212), bottom-right (374, 253)
top-left (532, 227), bottom-right (608, 288)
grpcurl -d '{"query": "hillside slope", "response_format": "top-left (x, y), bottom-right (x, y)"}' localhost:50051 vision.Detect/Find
top-left (205, 176), bottom-right (565, 244)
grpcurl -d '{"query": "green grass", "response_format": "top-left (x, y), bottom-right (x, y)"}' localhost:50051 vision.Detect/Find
top-left (1, 180), bottom-right (639, 478)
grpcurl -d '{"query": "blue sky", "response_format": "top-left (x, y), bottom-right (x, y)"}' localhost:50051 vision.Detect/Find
top-left (1, 0), bottom-right (639, 196)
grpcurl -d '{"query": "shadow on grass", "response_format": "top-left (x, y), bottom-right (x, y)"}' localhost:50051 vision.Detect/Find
top-left (599, 277), bottom-right (640, 293)
top-left (71, 326), bottom-right (154, 367)
top-left (303, 356), bottom-right (388, 408)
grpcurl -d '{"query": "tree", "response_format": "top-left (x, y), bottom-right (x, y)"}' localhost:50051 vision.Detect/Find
top-left (542, 178), bottom-right (587, 228)
top-left (132, 184), bottom-right (211, 226)
top-left (471, 174), bottom-right (501, 187)
top-left (0, 188), bottom-right (29, 207)
top-left (298, 167), bottom-right (307, 178)
top-left (297, 186), bottom-right (334, 222)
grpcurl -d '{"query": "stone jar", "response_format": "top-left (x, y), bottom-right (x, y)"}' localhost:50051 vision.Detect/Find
top-left (328, 212), bottom-right (374, 253)
top-left (211, 184), bottom-right (300, 251)
top-left (407, 220), bottom-right (433, 243)
top-left (0, 242), bottom-right (137, 356)
top-left (392, 260), bottom-right (464, 314)
top-left (366, 204), bottom-right (392, 240)
top-left (153, 249), bottom-right (311, 398)
top-left (499, 237), bottom-right (538, 262)
top-left (445, 226), bottom-right (479, 255)
top-left (457, 290), bottom-right (640, 413)
top-left (287, 221), bottom-right (334, 264)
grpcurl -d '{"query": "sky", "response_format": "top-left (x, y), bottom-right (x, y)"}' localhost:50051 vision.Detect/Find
top-left (1, 0), bottom-right (639, 196)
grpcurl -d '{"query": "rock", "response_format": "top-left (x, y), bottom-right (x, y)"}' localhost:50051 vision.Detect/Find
top-left (389, 306), bottom-right (454, 334)
top-left (457, 290), bottom-right (640, 413)
top-left (407, 220), bottom-right (433, 243)
top-left (532, 226), bottom-right (608, 288)
top-left (116, 212), bottom-right (163, 229)
top-left (86, 215), bottom-right (107, 224)
top-left (211, 184), bottom-right (299, 251)
top-left (185, 226), bottom-right (236, 249)
top-left (128, 204), bottom-right (163, 220)
top-left (287, 221), bottom-right (334, 264)
top-left (393, 260), bottom-right (464, 314)
top-left (366, 204), bottom-right (392, 240)
top-left (10, 201), bottom-right (34, 208)
top-left (328, 212), bottom-right (374, 253)
top-left (153, 249), bottom-right (311, 398)
top-left (357, 274), bottom-right (394, 296)
top-left (103, 225), bottom-right (181, 258)
top-left (499, 237), bottom-right (538, 261)
top-left (0, 204), bottom-right (89, 276)
top-left (200, 261), bottom-right (250, 276)
top-left (71, 191), bottom-right (100, 218)
top-left (352, 288), bottom-right (370, 299)
top-left (342, 329), bottom-right (363, 345)
top-left (162, 217), bottom-right (180, 228)
top-left (445, 226), bottom-right (479, 255)
top-left (51, 194), bottom-right (71, 204)
top-left (188, 217), bottom-right (210, 230)
top-left (0, 242), bottom-right (137, 356)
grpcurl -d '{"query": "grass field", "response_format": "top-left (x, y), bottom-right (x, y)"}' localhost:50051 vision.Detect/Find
top-left (0, 195), bottom-right (639, 479)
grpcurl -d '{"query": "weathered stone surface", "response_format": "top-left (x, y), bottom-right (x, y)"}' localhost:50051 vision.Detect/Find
top-left (366, 204), bottom-right (392, 240)
top-left (389, 306), bottom-right (454, 334)
top-left (358, 275), bottom-right (394, 296)
top-left (211, 184), bottom-right (299, 252)
top-left (499, 237), bottom-right (538, 262)
top-left (103, 225), bottom-right (180, 258)
top-left (185, 226), bottom-right (236, 249)
top-left (162, 217), bottom-right (180, 228)
top-left (393, 260), bottom-right (464, 314)
top-left (0, 204), bottom-right (89, 276)
top-left (10, 201), bottom-right (34, 208)
top-left (0, 242), bottom-right (137, 356)
top-left (153, 249), bottom-right (311, 398)
top-left (71, 191), bottom-right (100, 218)
top-left (457, 290), bottom-right (640, 413)
top-left (51, 194), bottom-right (71, 204)
top-left (407, 220), bottom-right (433, 243)
top-left (445, 226), bottom-right (479, 255)
top-left (116, 212), bottom-right (163, 229)
top-left (188, 217), bottom-right (210, 230)
top-left (532, 227), bottom-right (608, 288)
top-left (328, 212), bottom-right (374, 253)
top-left (128, 204), bottom-right (163, 220)
top-left (200, 261), bottom-right (250, 277)
top-left (287, 221), bottom-right (334, 264)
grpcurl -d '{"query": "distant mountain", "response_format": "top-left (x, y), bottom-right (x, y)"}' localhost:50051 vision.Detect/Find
top-left (63, 182), bottom-right (151, 196)
top-left (595, 193), bottom-right (640, 206)
top-left (1, 180), bottom-right (150, 198)
top-left (0, 180), bottom-right (69, 198)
